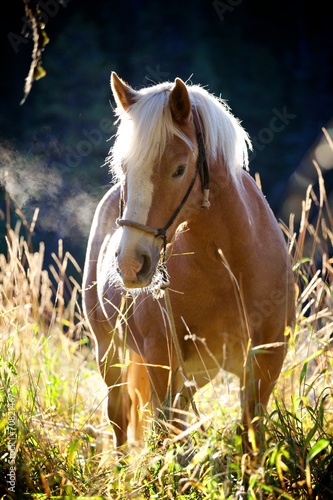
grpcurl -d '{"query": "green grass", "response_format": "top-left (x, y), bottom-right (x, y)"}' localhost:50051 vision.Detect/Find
top-left (1, 163), bottom-right (333, 498)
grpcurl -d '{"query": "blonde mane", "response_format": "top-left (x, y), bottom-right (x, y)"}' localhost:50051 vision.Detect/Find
top-left (109, 81), bottom-right (251, 183)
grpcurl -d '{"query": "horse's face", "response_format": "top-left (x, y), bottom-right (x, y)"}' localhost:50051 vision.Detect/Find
top-left (111, 73), bottom-right (201, 289)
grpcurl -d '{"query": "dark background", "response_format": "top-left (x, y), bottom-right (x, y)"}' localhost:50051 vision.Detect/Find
top-left (1, 0), bottom-right (333, 270)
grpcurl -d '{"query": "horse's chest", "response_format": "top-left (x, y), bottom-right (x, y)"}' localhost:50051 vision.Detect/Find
top-left (175, 297), bottom-right (246, 378)
top-left (181, 321), bottom-right (245, 380)
top-left (133, 265), bottom-right (248, 378)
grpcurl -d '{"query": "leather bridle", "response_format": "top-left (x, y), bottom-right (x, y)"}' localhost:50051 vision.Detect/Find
top-left (116, 110), bottom-right (210, 259)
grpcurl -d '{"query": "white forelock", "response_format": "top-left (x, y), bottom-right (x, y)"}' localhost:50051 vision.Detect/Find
top-left (109, 80), bottom-right (252, 185)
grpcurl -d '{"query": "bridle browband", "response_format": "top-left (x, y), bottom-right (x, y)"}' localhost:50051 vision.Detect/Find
top-left (116, 110), bottom-right (210, 261)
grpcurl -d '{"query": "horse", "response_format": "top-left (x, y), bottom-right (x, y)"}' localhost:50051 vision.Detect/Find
top-left (82, 72), bottom-right (295, 450)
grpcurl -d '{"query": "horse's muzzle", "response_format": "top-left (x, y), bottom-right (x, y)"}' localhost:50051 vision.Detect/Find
top-left (115, 233), bottom-right (162, 289)
top-left (116, 253), bottom-right (155, 288)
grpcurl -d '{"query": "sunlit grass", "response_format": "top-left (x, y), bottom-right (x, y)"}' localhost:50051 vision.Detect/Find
top-left (1, 150), bottom-right (333, 498)
top-left (0, 226), bottom-right (116, 497)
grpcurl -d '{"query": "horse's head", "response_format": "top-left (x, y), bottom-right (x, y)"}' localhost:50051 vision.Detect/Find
top-left (110, 73), bottom-right (204, 290)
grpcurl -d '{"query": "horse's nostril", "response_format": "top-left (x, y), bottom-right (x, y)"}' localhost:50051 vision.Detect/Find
top-left (139, 254), bottom-right (152, 276)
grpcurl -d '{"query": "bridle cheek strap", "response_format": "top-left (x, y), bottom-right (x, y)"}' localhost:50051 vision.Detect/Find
top-left (196, 131), bottom-right (210, 209)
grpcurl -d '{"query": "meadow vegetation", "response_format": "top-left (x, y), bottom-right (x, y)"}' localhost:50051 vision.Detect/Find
top-left (0, 161), bottom-right (332, 498)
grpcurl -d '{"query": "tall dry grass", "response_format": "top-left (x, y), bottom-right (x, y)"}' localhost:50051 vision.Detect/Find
top-left (0, 217), bottom-right (116, 498)
top-left (0, 148), bottom-right (333, 498)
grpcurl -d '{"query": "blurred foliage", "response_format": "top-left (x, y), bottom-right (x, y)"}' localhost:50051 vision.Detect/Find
top-left (20, 0), bottom-right (50, 104)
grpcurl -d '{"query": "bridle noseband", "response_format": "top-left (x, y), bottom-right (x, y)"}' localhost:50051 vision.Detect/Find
top-left (116, 111), bottom-right (210, 271)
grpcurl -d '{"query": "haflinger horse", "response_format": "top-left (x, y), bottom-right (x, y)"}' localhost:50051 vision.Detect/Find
top-left (82, 72), bottom-right (295, 451)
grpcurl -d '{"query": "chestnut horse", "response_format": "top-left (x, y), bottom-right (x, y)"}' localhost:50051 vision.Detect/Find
top-left (82, 73), bottom-right (295, 449)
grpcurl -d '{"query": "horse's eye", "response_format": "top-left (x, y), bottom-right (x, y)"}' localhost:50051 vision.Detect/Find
top-left (172, 165), bottom-right (186, 178)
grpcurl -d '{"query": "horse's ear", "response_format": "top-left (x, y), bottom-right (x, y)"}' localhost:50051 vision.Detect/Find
top-left (169, 78), bottom-right (191, 124)
top-left (111, 72), bottom-right (137, 111)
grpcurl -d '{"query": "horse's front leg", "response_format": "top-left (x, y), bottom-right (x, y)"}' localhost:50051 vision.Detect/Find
top-left (143, 333), bottom-right (187, 437)
top-left (93, 328), bottom-right (130, 448)
top-left (127, 349), bottom-right (151, 442)
top-left (95, 328), bottom-right (152, 447)
top-left (241, 343), bottom-right (286, 452)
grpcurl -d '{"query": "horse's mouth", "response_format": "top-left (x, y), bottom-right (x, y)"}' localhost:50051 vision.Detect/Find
top-left (117, 260), bottom-right (169, 296)
top-left (117, 264), bottom-right (157, 289)
top-left (119, 273), bottom-right (153, 289)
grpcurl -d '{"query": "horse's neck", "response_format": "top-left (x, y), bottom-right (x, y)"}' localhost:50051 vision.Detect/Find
top-left (197, 163), bottom-right (246, 224)
top-left (182, 166), bottom-right (252, 258)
